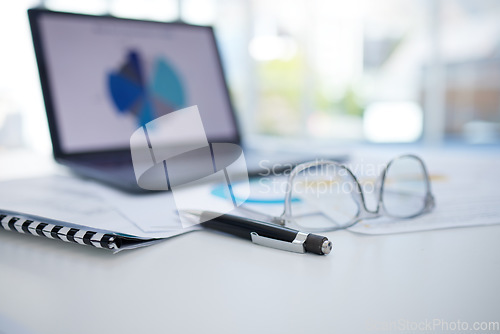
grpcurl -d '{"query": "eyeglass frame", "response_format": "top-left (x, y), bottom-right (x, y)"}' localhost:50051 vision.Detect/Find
top-left (270, 154), bottom-right (436, 232)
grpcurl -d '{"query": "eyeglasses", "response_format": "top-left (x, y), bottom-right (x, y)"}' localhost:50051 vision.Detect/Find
top-left (265, 154), bottom-right (435, 232)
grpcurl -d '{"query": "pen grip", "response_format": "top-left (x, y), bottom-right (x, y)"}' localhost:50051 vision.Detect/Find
top-left (201, 213), bottom-right (298, 242)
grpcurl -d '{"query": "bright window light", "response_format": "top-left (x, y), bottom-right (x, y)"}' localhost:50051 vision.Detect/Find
top-left (363, 101), bottom-right (423, 142)
top-left (45, 0), bottom-right (109, 14)
top-left (249, 35), bottom-right (297, 61)
top-left (110, 0), bottom-right (179, 21)
top-left (181, 0), bottom-right (216, 25)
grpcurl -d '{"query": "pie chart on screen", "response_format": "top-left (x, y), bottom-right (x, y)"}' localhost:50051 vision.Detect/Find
top-left (107, 50), bottom-right (186, 126)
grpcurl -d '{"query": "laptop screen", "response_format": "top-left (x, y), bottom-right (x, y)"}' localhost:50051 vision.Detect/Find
top-left (29, 10), bottom-right (239, 155)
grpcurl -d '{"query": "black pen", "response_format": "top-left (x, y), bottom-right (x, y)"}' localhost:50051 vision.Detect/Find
top-left (182, 210), bottom-right (332, 255)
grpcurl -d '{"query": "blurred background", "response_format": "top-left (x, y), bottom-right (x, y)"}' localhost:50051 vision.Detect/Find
top-left (1, 0), bottom-right (500, 154)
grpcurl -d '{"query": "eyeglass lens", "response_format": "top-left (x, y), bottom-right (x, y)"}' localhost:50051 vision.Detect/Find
top-left (289, 164), bottom-right (360, 230)
top-left (382, 156), bottom-right (428, 218)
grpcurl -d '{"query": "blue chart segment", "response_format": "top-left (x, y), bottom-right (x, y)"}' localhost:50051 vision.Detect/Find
top-left (211, 180), bottom-right (301, 204)
top-left (108, 50), bottom-right (186, 126)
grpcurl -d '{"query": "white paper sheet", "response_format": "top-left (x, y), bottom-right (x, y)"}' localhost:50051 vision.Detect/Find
top-left (0, 175), bottom-right (191, 239)
top-left (228, 153), bottom-right (500, 235)
top-left (2, 152), bottom-right (498, 238)
top-left (347, 153), bottom-right (500, 234)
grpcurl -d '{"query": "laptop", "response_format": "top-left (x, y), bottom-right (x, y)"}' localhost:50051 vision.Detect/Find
top-left (28, 8), bottom-right (343, 192)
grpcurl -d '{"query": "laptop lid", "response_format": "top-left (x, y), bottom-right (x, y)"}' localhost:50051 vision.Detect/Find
top-left (28, 8), bottom-right (240, 160)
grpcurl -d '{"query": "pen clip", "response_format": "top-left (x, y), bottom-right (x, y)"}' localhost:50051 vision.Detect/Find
top-left (250, 232), bottom-right (308, 254)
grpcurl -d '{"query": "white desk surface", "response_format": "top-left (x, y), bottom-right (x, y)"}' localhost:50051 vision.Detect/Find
top-left (1, 147), bottom-right (499, 334)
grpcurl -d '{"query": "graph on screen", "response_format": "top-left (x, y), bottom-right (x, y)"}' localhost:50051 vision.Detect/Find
top-left (107, 50), bottom-right (186, 126)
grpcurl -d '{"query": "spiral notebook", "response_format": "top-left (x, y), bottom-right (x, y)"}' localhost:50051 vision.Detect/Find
top-left (0, 213), bottom-right (157, 251)
top-left (0, 175), bottom-right (195, 252)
